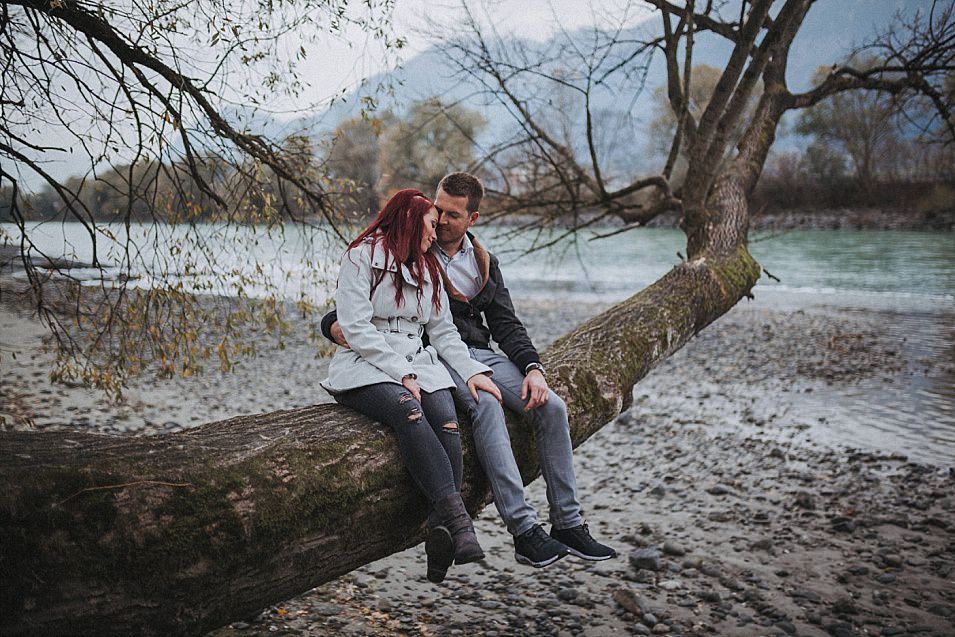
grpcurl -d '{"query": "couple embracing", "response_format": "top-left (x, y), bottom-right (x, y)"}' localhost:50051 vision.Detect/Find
top-left (320, 172), bottom-right (615, 583)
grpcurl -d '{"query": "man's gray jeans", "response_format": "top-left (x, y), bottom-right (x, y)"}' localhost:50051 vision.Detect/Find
top-left (443, 347), bottom-right (583, 537)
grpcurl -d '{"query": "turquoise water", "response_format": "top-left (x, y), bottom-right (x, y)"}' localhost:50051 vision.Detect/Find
top-left (4, 222), bottom-right (952, 310)
top-left (484, 227), bottom-right (955, 313)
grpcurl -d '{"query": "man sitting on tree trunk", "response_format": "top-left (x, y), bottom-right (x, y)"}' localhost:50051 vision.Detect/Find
top-left (321, 172), bottom-right (616, 568)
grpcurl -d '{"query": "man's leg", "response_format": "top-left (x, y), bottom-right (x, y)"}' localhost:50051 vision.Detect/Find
top-left (442, 356), bottom-right (539, 537)
top-left (467, 348), bottom-right (583, 531)
top-left (468, 349), bottom-right (615, 562)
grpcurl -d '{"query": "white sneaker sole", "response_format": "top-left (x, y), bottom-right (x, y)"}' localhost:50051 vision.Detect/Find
top-left (566, 547), bottom-right (616, 561)
top-left (514, 550), bottom-right (568, 568)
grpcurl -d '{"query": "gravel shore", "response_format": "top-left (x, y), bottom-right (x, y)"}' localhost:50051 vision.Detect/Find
top-left (2, 278), bottom-right (953, 637)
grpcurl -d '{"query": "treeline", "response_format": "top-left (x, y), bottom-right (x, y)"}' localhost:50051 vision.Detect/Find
top-left (755, 64), bottom-right (955, 213)
top-left (4, 87), bottom-right (953, 226)
top-left (754, 95), bottom-right (955, 213)
top-left (1, 98), bottom-right (483, 224)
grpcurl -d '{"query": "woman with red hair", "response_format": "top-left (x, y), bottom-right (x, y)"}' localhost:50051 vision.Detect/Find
top-left (322, 188), bottom-right (502, 583)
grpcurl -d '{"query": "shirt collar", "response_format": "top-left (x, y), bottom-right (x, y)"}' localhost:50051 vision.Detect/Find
top-left (436, 234), bottom-right (473, 260)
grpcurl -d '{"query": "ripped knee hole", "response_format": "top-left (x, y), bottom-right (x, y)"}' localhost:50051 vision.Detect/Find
top-left (442, 421), bottom-right (459, 432)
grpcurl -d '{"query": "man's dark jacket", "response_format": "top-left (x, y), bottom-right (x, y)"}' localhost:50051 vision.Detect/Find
top-left (320, 233), bottom-right (541, 374)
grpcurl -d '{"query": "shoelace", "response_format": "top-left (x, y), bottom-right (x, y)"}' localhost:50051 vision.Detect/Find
top-left (525, 526), bottom-right (551, 550)
top-left (574, 523), bottom-right (595, 543)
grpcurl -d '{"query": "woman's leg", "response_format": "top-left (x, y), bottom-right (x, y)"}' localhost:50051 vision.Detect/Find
top-left (418, 388), bottom-right (463, 492)
top-left (335, 383), bottom-right (457, 505)
top-left (417, 389), bottom-right (484, 565)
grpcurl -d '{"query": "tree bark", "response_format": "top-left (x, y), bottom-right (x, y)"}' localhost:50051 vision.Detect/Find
top-left (0, 231), bottom-right (760, 636)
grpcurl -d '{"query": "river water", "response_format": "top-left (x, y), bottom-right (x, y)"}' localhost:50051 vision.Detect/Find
top-left (3, 222), bottom-right (953, 464)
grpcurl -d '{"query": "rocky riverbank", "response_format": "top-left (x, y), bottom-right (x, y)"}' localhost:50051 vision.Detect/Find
top-left (2, 277), bottom-right (953, 637)
top-left (640, 207), bottom-right (955, 231)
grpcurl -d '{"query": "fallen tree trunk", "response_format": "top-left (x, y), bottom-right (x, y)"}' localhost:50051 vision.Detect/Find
top-left (0, 246), bottom-right (760, 636)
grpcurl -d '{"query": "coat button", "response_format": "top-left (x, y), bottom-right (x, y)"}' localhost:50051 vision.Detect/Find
top-left (407, 333), bottom-right (414, 339)
top-left (406, 355), bottom-right (413, 362)
top-left (411, 316), bottom-right (418, 322)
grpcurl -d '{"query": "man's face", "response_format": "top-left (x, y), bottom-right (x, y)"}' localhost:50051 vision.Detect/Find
top-left (434, 188), bottom-right (478, 246)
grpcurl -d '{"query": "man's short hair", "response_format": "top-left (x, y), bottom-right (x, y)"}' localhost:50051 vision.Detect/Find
top-left (437, 172), bottom-right (484, 213)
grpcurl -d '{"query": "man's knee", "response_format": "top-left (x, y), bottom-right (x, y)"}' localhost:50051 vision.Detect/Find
top-left (470, 396), bottom-right (507, 430)
top-left (537, 392), bottom-right (568, 427)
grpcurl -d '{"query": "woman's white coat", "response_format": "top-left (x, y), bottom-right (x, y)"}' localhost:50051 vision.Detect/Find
top-left (321, 240), bottom-right (491, 394)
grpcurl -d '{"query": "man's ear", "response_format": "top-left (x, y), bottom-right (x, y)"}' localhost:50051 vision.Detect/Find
top-left (468, 211), bottom-right (480, 227)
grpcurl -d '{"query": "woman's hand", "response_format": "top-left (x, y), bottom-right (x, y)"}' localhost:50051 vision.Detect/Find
top-left (402, 375), bottom-right (421, 402)
top-left (467, 372), bottom-right (502, 404)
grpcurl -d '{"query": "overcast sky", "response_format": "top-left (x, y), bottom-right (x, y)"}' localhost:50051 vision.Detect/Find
top-left (285, 0), bottom-right (655, 116)
top-left (2, 1), bottom-right (656, 190)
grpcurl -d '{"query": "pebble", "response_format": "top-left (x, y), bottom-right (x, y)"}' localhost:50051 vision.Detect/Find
top-left (826, 621), bottom-right (854, 637)
top-left (831, 596), bottom-right (858, 615)
top-left (700, 564), bottom-right (721, 577)
top-left (630, 569), bottom-right (657, 584)
top-left (750, 538), bottom-right (773, 551)
top-left (313, 603), bottom-right (343, 616)
top-left (633, 624), bottom-right (651, 636)
top-left (352, 574), bottom-right (370, 588)
top-left (706, 484), bottom-right (734, 496)
top-left (662, 541), bottom-right (685, 556)
top-left (831, 517), bottom-right (857, 533)
top-left (629, 548), bottom-right (663, 572)
top-left (612, 589), bottom-right (649, 617)
top-left (697, 590), bottom-right (721, 603)
top-left (882, 554), bottom-right (903, 567)
top-left (794, 492), bottom-right (816, 509)
top-left (651, 623), bottom-right (670, 634)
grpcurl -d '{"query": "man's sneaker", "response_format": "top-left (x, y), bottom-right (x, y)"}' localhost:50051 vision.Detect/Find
top-left (550, 523), bottom-right (617, 561)
top-left (514, 524), bottom-right (570, 568)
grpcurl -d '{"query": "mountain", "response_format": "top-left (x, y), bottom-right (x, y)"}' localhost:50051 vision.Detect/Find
top-left (285, 0), bottom-right (926, 175)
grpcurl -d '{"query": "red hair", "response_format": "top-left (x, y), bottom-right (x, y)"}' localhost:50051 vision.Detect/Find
top-left (346, 188), bottom-right (443, 310)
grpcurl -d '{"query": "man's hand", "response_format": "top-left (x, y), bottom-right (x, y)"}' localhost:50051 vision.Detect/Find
top-left (330, 320), bottom-right (349, 348)
top-left (467, 372), bottom-right (502, 404)
top-left (521, 369), bottom-right (549, 411)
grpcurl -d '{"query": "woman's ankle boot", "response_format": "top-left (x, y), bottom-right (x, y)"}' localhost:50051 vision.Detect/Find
top-left (424, 524), bottom-right (454, 583)
top-left (434, 493), bottom-right (485, 564)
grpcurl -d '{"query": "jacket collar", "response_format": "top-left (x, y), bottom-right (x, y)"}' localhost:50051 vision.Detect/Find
top-left (436, 231), bottom-right (490, 302)
top-left (368, 242), bottom-right (424, 288)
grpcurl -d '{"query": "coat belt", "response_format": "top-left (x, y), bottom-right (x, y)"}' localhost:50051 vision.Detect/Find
top-left (370, 316), bottom-right (424, 336)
